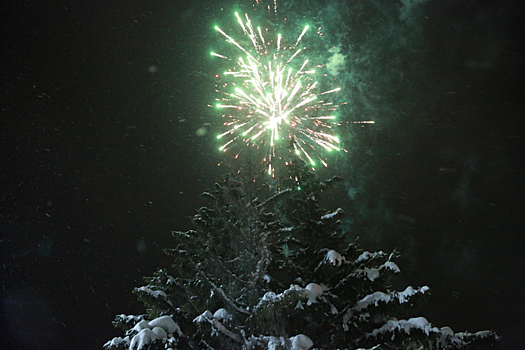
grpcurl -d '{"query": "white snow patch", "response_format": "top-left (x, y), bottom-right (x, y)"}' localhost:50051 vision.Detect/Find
top-left (354, 286), bottom-right (429, 311)
top-left (125, 315), bottom-right (182, 350)
top-left (267, 336), bottom-right (286, 350)
top-left (213, 308), bottom-right (231, 322)
top-left (148, 316), bottom-right (182, 336)
top-left (355, 291), bottom-right (389, 311)
top-left (329, 303), bottom-right (338, 314)
top-left (357, 345), bottom-right (382, 350)
top-left (290, 334), bottom-right (313, 350)
top-left (475, 330), bottom-right (494, 338)
top-left (369, 317), bottom-right (439, 338)
top-left (381, 261), bottom-right (400, 273)
top-left (325, 249), bottom-right (344, 266)
top-left (353, 264), bottom-right (399, 281)
top-left (365, 267), bottom-right (380, 281)
top-left (129, 328), bottom-right (156, 350)
top-left (398, 285), bottom-right (429, 303)
top-left (405, 317), bottom-right (435, 335)
top-left (193, 310), bottom-right (213, 323)
top-left (262, 291), bottom-right (278, 302)
top-left (116, 314), bottom-right (142, 324)
top-left (104, 336), bottom-right (130, 348)
top-left (131, 320), bottom-right (150, 333)
top-left (151, 326), bottom-right (167, 339)
top-left (258, 285), bottom-right (303, 307)
top-left (441, 326), bottom-right (454, 336)
top-left (136, 286), bottom-right (168, 299)
top-left (305, 283), bottom-right (323, 305)
top-left (356, 251), bottom-right (373, 263)
top-left (321, 208), bottom-right (343, 220)
top-left (439, 326), bottom-right (455, 346)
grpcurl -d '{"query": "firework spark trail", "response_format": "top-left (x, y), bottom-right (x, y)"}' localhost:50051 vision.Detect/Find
top-left (212, 10), bottom-right (348, 176)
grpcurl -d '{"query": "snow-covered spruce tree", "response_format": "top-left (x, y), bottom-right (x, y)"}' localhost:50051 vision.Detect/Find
top-left (104, 158), bottom-right (499, 350)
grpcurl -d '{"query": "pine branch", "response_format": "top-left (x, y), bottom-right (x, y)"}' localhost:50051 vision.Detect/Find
top-left (210, 279), bottom-right (251, 316)
top-left (198, 312), bottom-right (244, 345)
top-left (200, 339), bottom-right (216, 350)
top-left (214, 254), bottom-right (249, 284)
top-left (257, 188), bottom-right (292, 208)
top-left (193, 260), bottom-right (251, 316)
top-left (211, 318), bottom-right (243, 344)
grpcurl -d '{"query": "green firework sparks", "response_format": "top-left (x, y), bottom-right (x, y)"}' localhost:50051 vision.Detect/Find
top-left (212, 11), bottom-right (345, 176)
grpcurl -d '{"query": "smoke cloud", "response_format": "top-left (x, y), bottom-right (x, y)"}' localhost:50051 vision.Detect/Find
top-left (326, 45), bottom-right (346, 76)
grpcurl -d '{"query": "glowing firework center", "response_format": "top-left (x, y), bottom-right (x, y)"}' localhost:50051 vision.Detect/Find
top-left (212, 12), bottom-right (343, 175)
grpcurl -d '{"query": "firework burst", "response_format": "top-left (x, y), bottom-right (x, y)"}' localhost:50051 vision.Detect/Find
top-left (212, 10), bottom-right (345, 176)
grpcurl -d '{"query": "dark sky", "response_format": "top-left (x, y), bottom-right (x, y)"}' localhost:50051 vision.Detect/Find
top-left (1, 1), bottom-right (524, 349)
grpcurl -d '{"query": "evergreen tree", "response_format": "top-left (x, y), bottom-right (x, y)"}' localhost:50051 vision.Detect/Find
top-left (104, 158), bottom-right (499, 350)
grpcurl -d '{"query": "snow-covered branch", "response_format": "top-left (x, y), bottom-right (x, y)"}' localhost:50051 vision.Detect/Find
top-left (194, 265), bottom-right (251, 316)
top-left (194, 310), bottom-right (243, 344)
top-left (257, 188), bottom-right (292, 208)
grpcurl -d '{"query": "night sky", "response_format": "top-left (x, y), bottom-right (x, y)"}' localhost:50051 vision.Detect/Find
top-left (1, 1), bottom-right (524, 349)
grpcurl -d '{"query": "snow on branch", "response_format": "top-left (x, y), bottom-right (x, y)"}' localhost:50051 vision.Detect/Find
top-left (342, 286), bottom-right (430, 332)
top-left (353, 267), bottom-right (381, 281)
top-left (320, 207), bottom-right (344, 220)
top-left (313, 249), bottom-right (346, 273)
top-left (211, 281), bottom-right (250, 315)
top-left (257, 188), bottom-right (292, 208)
top-left (195, 267), bottom-right (251, 316)
top-left (135, 286), bottom-right (175, 309)
top-left (324, 249), bottom-right (345, 266)
top-left (354, 250), bottom-right (388, 264)
top-left (212, 318), bottom-right (242, 343)
top-left (368, 317), bottom-right (439, 338)
top-left (105, 316), bottom-right (182, 350)
top-left (290, 334), bottom-right (314, 350)
top-left (365, 318), bottom-right (498, 348)
top-left (193, 310), bottom-right (243, 344)
top-left (200, 191), bottom-right (216, 200)
top-left (354, 286), bottom-right (430, 312)
top-left (149, 316), bottom-right (183, 336)
top-left (259, 284), bottom-right (304, 304)
top-left (113, 314), bottom-right (144, 329)
top-left (136, 286), bottom-right (167, 299)
top-left (277, 226), bottom-right (295, 233)
top-left (246, 334), bottom-right (313, 350)
top-left (351, 261), bottom-right (400, 282)
top-left (331, 250), bottom-right (396, 290)
top-left (381, 261), bottom-right (400, 273)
